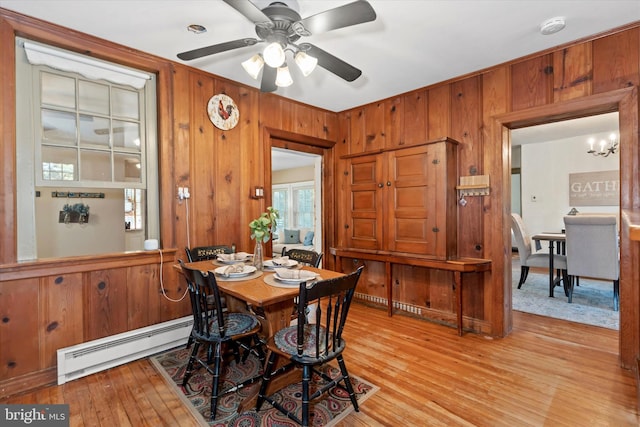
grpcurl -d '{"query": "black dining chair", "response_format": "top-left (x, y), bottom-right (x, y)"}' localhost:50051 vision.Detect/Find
top-left (281, 247), bottom-right (323, 268)
top-left (185, 245), bottom-right (233, 262)
top-left (180, 262), bottom-right (265, 421)
top-left (256, 266), bottom-right (364, 426)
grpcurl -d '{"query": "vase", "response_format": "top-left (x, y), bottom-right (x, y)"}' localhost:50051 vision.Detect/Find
top-left (253, 241), bottom-right (264, 270)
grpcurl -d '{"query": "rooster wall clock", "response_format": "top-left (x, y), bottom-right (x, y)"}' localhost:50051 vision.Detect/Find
top-left (207, 94), bottom-right (239, 130)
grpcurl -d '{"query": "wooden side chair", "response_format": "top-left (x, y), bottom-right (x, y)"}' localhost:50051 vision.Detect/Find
top-left (180, 262), bottom-right (265, 421)
top-left (281, 247), bottom-right (323, 268)
top-left (185, 245), bottom-right (233, 262)
top-left (256, 266), bottom-right (364, 426)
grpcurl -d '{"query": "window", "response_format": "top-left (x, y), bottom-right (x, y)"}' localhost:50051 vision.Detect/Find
top-left (37, 70), bottom-right (144, 187)
top-left (272, 181), bottom-right (314, 230)
top-left (15, 38), bottom-right (159, 260)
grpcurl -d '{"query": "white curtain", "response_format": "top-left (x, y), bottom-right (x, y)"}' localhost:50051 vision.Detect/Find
top-left (23, 40), bottom-right (151, 89)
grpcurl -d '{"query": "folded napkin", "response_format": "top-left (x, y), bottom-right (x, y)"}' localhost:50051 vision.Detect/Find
top-left (218, 252), bottom-right (250, 262)
top-left (222, 264), bottom-right (245, 276)
top-left (274, 268), bottom-right (317, 280)
top-left (271, 256), bottom-right (290, 266)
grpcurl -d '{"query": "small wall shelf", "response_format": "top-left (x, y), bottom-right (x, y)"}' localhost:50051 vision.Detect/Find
top-left (51, 191), bottom-right (105, 199)
top-left (456, 175), bottom-right (490, 196)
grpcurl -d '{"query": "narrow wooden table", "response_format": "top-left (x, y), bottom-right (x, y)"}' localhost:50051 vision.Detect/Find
top-left (531, 232), bottom-right (566, 297)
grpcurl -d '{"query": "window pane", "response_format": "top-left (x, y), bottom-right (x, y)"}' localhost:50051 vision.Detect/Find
top-left (42, 109), bottom-right (77, 145)
top-left (294, 188), bottom-right (314, 228)
top-left (112, 87), bottom-right (139, 119)
top-left (41, 72), bottom-right (75, 108)
top-left (114, 153), bottom-right (141, 182)
top-left (79, 114), bottom-right (110, 147)
top-left (41, 146), bottom-right (77, 181)
top-left (112, 120), bottom-right (141, 150)
top-left (80, 149), bottom-right (111, 181)
top-left (78, 80), bottom-right (109, 114)
top-left (272, 189), bottom-right (288, 230)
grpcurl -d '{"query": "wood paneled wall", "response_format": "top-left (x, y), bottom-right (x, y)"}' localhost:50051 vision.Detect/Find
top-left (335, 25), bottom-right (640, 369)
top-left (0, 8), bottom-right (638, 397)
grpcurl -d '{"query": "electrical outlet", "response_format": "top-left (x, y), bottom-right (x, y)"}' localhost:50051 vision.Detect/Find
top-left (177, 187), bottom-right (184, 200)
top-left (183, 187), bottom-right (190, 199)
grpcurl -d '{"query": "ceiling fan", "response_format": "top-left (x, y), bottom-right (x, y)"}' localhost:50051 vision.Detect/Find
top-left (177, 0), bottom-right (377, 92)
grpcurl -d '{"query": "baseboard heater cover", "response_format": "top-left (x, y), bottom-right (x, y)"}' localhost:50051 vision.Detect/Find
top-left (57, 316), bottom-right (193, 385)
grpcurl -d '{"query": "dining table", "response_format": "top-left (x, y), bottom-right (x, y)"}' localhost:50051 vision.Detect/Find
top-left (531, 232), bottom-right (566, 297)
top-left (177, 258), bottom-right (345, 412)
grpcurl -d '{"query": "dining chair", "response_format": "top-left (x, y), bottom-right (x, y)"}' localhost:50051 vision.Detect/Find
top-left (563, 214), bottom-right (619, 311)
top-left (180, 262), bottom-right (265, 421)
top-left (511, 213), bottom-right (568, 290)
top-left (281, 247), bottom-right (323, 268)
top-left (185, 245), bottom-right (233, 262)
top-left (256, 266), bottom-right (364, 426)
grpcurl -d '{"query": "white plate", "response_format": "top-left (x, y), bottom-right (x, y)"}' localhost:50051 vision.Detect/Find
top-left (274, 272), bottom-right (318, 283)
top-left (263, 259), bottom-right (299, 269)
top-left (214, 265), bottom-right (257, 277)
top-left (216, 252), bottom-right (251, 264)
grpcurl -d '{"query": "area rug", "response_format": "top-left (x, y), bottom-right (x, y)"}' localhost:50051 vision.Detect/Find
top-left (512, 257), bottom-right (619, 330)
top-left (150, 346), bottom-right (379, 426)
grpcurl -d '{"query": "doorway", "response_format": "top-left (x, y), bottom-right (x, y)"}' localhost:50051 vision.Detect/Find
top-left (510, 112), bottom-right (620, 329)
top-left (494, 87), bottom-right (638, 368)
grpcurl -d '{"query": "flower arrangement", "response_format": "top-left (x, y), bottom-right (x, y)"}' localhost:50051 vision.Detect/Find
top-left (249, 206), bottom-right (279, 243)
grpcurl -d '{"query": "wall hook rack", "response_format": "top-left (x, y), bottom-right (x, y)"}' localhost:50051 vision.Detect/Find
top-left (456, 175), bottom-right (490, 197)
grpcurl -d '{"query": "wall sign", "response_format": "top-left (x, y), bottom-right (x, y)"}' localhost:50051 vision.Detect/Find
top-left (569, 170), bottom-right (619, 206)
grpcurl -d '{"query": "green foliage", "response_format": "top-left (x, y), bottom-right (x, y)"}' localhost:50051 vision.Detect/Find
top-left (249, 206), bottom-right (279, 243)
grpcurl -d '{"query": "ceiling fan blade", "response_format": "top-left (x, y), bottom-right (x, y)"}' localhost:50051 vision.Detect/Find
top-left (296, 0), bottom-right (376, 35)
top-left (223, 0), bottom-right (273, 25)
top-left (177, 38), bottom-right (259, 61)
top-left (300, 43), bottom-right (362, 82)
top-left (260, 65), bottom-right (277, 92)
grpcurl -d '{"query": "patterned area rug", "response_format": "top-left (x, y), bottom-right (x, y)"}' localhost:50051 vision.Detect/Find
top-left (512, 257), bottom-right (619, 329)
top-left (150, 346), bottom-right (378, 426)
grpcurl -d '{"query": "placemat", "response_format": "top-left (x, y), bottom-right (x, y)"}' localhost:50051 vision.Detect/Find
top-left (263, 272), bottom-right (323, 288)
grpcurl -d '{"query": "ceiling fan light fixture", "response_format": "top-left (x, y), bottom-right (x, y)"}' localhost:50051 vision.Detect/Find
top-left (242, 54), bottom-right (265, 79)
top-left (294, 51), bottom-right (317, 76)
top-left (263, 42), bottom-right (286, 68)
top-left (275, 64), bottom-right (293, 87)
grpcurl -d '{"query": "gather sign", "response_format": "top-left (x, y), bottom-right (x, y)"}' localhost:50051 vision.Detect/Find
top-left (569, 170), bottom-right (619, 206)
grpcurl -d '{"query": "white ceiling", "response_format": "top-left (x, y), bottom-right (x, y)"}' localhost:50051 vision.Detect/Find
top-left (1, 0), bottom-right (638, 113)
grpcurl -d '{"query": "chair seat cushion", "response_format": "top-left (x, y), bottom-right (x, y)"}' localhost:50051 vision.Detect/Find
top-left (207, 313), bottom-right (258, 337)
top-left (274, 324), bottom-right (331, 357)
top-left (523, 253), bottom-right (567, 269)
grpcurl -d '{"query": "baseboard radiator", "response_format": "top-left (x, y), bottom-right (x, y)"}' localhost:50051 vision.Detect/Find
top-left (57, 316), bottom-right (193, 385)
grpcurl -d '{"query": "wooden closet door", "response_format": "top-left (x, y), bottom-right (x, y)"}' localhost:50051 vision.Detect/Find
top-left (386, 144), bottom-right (441, 256)
top-left (345, 154), bottom-right (385, 250)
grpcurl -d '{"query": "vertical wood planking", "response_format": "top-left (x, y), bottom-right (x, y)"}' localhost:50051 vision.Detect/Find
top-left (0, 279), bottom-right (40, 379)
top-left (427, 85), bottom-right (451, 139)
top-left (510, 54), bottom-right (553, 111)
top-left (592, 28), bottom-right (640, 94)
top-left (553, 43), bottom-right (593, 102)
top-left (40, 273), bottom-right (83, 369)
top-left (403, 90), bottom-right (428, 146)
top-left (386, 96), bottom-right (404, 148)
top-left (85, 269), bottom-right (128, 340)
top-left (481, 65), bottom-right (511, 335)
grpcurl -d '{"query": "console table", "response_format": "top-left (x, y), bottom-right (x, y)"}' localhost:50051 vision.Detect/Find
top-left (331, 248), bottom-right (491, 336)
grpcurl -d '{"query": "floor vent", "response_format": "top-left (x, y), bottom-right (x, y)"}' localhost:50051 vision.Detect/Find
top-left (57, 316), bottom-right (192, 385)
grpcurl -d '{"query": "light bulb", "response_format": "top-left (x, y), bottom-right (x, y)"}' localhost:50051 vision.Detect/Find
top-left (263, 42), bottom-right (285, 68)
top-left (242, 54), bottom-right (264, 79)
top-left (294, 51), bottom-right (317, 77)
top-left (275, 65), bottom-right (293, 87)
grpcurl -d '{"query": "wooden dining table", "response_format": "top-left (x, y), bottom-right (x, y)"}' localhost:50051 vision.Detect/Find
top-left (177, 259), bottom-right (345, 412)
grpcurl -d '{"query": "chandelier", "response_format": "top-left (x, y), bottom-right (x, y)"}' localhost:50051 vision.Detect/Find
top-left (587, 133), bottom-right (619, 157)
top-left (241, 42), bottom-right (318, 88)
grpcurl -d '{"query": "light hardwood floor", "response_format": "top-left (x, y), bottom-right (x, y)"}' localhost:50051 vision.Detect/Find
top-left (2, 303), bottom-right (637, 426)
